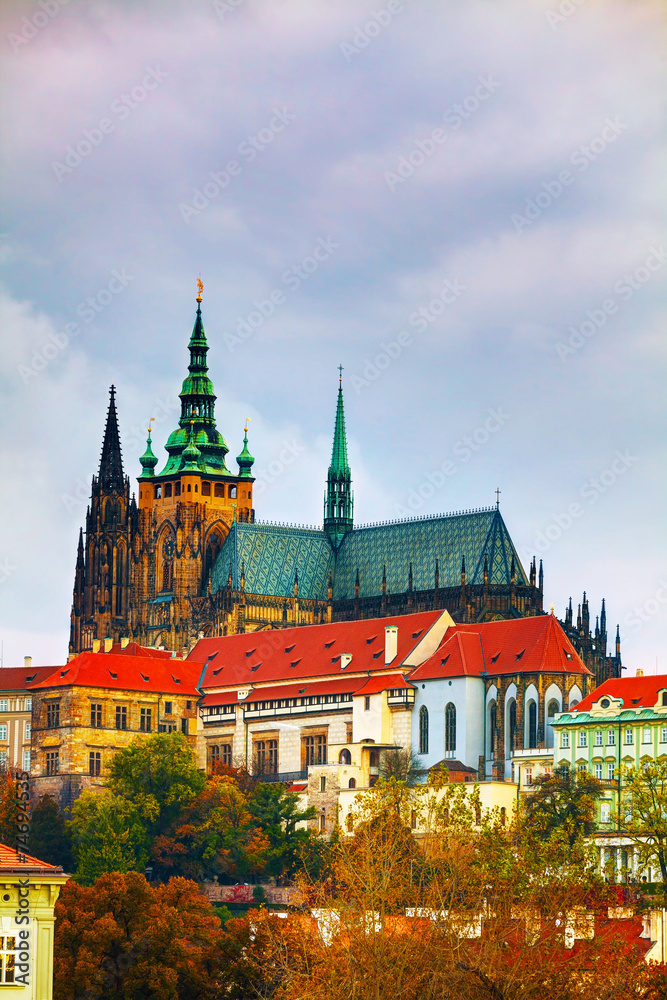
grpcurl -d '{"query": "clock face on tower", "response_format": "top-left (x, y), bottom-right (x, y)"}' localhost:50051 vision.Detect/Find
top-left (163, 537), bottom-right (175, 560)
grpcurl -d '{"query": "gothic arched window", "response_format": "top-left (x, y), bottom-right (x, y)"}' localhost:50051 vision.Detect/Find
top-left (527, 700), bottom-right (538, 748)
top-left (508, 699), bottom-right (517, 752)
top-left (339, 749), bottom-right (351, 765)
top-left (445, 703), bottom-right (456, 757)
top-left (419, 705), bottom-right (429, 755)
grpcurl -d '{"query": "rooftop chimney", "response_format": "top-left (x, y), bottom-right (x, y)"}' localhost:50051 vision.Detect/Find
top-left (120, 637), bottom-right (130, 649)
top-left (636, 668), bottom-right (644, 677)
top-left (92, 639), bottom-right (101, 653)
top-left (340, 653), bottom-right (352, 670)
top-left (384, 626), bottom-right (398, 665)
top-left (24, 656), bottom-right (32, 669)
top-left (103, 638), bottom-right (113, 653)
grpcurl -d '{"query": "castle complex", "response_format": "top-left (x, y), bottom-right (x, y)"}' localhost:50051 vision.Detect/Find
top-left (68, 285), bottom-right (622, 687)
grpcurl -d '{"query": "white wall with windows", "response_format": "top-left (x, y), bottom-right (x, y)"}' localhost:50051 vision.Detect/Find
top-left (412, 676), bottom-right (485, 773)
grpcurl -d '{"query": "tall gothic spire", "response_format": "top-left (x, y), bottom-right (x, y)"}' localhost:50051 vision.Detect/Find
top-left (99, 385), bottom-right (125, 489)
top-left (324, 368), bottom-right (354, 549)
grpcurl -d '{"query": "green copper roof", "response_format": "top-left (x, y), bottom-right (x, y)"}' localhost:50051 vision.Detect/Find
top-left (330, 379), bottom-right (350, 475)
top-left (236, 426), bottom-right (255, 478)
top-left (212, 522), bottom-right (333, 600)
top-left (333, 508), bottom-right (527, 600)
top-left (139, 429), bottom-right (158, 479)
top-left (153, 299), bottom-right (231, 478)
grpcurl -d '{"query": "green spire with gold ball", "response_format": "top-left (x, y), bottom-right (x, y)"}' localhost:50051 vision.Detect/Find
top-left (236, 419), bottom-right (255, 478)
top-left (324, 366), bottom-right (354, 549)
top-left (139, 423), bottom-right (158, 479)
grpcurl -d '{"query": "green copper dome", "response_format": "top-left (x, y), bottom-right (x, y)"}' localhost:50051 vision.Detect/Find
top-left (155, 294), bottom-right (231, 477)
top-left (236, 425), bottom-right (255, 478)
top-left (139, 429), bottom-right (158, 479)
top-left (182, 422), bottom-right (202, 471)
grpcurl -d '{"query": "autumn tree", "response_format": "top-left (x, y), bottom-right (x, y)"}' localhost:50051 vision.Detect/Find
top-left (623, 759), bottom-right (667, 888)
top-left (108, 731), bottom-right (206, 837)
top-left (0, 768), bottom-right (17, 847)
top-left (378, 745), bottom-right (423, 786)
top-left (54, 872), bottom-right (226, 1000)
top-left (523, 764), bottom-right (604, 848)
top-left (246, 782), bottom-right (316, 878)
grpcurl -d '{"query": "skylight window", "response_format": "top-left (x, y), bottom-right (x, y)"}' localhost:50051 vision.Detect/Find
top-left (172, 677), bottom-right (181, 684)
top-left (109, 671), bottom-right (117, 679)
top-left (372, 651), bottom-right (382, 659)
top-left (412, 630), bottom-right (424, 639)
top-left (563, 649), bottom-right (573, 660)
top-left (366, 636), bottom-right (377, 644)
top-left (212, 667), bottom-right (223, 676)
top-left (141, 674), bottom-right (150, 682)
top-left (251, 664), bottom-right (261, 672)
top-left (207, 652), bottom-right (218, 661)
top-left (285, 644), bottom-right (296, 654)
top-left (491, 653), bottom-right (500, 664)
top-left (515, 650), bottom-right (525, 661)
top-left (25, 674), bottom-right (36, 682)
top-left (245, 649), bottom-right (256, 658)
top-left (290, 660), bottom-right (301, 668)
top-left (324, 640), bottom-right (336, 649)
top-left (441, 655), bottom-right (450, 666)
top-left (60, 670), bottom-right (69, 678)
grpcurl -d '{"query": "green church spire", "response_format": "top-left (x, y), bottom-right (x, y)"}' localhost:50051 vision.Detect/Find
top-left (139, 424), bottom-right (158, 479)
top-left (236, 420), bottom-right (255, 478)
top-left (324, 367), bottom-right (353, 549)
top-left (155, 281), bottom-right (231, 477)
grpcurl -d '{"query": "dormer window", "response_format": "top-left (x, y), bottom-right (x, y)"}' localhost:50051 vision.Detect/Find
top-left (515, 650), bottom-right (525, 661)
top-left (600, 698), bottom-right (610, 709)
top-left (662, 692), bottom-right (667, 707)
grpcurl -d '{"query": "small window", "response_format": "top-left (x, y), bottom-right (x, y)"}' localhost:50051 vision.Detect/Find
top-left (607, 729), bottom-right (615, 746)
top-left (601, 803), bottom-right (611, 824)
top-left (320, 776), bottom-right (326, 792)
top-left (0, 933), bottom-right (19, 983)
top-left (339, 749), bottom-right (351, 765)
top-left (662, 692), bottom-right (667, 707)
top-left (0, 726), bottom-right (7, 741)
top-left (419, 705), bottom-right (429, 755)
top-left (201, 481), bottom-right (211, 496)
top-left (164, 483), bottom-right (172, 498)
top-left (410, 809), bottom-right (417, 830)
top-left (181, 718), bottom-right (188, 735)
top-left (348, 777), bottom-right (356, 789)
top-left (525, 768), bottom-right (533, 786)
top-left (500, 807), bottom-right (506, 826)
top-left (47, 702), bottom-right (60, 728)
top-left (89, 751), bottom-right (101, 777)
top-left (230, 486), bottom-right (237, 499)
top-left (24, 723), bottom-right (30, 740)
top-left (214, 483), bottom-right (225, 498)
top-left (607, 763), bottom-right (615, 780)
top-left (625, 728), bottom-right (633, 745)
top-left (594, 730), bottom-right (602, 746)
top-left (661, 727), bottom-right (667, 744)
top-left (45, 751), bottom-right (59, 776)
top-left (578, 731), bottom-right (587, 748)
top-left (561, 732), bottom-right (570, 749)
top-left (115, 706), bottom-right (128, 730)
top-left (600, 698), bottom-right (610, 708)
top-left (164, 701), bottom-right (173, 715)
top-left (175, 482), bottom-right (181, 496)
top-left (155, 485), bottom-right (162, 499)
top-left (0, 700), bottom-right (7, 713)
top-left (643, 727), bottom-right (652, 744)
top-left (140, 708), bottom-right (152, 733)
top-left (186, 701), bottom-right (192, 710)
top-left (319, 809), bottom-right (326, 832)
top-left (364, 696), bottom-right (370, 711)
top-left (22, 750), bottom-right (30, 772)
top-left (594, 763), bottom-right (602, 780)
top-left (25, 698), bottom-right (32, 711)
top-left (90, 704), bottom-right (102, 728)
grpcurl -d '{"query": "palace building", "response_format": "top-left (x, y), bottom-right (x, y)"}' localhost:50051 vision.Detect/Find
top-left (68, 284), bottom-right (621, 687)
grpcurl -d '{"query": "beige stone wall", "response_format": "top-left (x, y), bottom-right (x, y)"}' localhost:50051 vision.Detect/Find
top-left (31, 684), bottom-right (198, 805)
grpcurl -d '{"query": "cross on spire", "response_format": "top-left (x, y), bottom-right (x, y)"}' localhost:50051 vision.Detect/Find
top-left (338, 364), bottom-right (344, 381)
top-left (495, 487), bottom-right (501, 507)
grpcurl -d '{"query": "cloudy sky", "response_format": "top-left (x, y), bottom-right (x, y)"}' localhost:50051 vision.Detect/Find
top-left (0, 0), bottom-right (665, 673)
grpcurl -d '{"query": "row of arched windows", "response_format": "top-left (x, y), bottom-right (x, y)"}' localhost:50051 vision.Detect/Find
top-left (418, 704), bottom-right (457, 757)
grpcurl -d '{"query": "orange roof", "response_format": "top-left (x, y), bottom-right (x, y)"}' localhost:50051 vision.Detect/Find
top-left (355, 673), bottom-right (413, 695)
top-left (0, 843), bottom-right (65, 874)
top-left (193, 610), bottom-right (445, 690)
top-left (574, 674), bottom-right (667, 713)
top-left (202, 677), bottom-right (368, 708)
top-left (412, 615), bottom-right (590, 682)
top-left (107, 642), bottom-right (175, 659)
top-left (0, 667), bottom-right (59, 691)
top-left (28, 652), bottom-right (203, 696)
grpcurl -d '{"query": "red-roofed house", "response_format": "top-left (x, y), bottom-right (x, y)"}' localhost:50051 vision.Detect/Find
top-left (28, 650), bottom-right (203, 806)
top-left (0, 661), bottom-right (56, 773)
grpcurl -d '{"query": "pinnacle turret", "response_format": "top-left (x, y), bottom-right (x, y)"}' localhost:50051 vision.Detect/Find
top-left (323, 368), bottom-right (354, 549)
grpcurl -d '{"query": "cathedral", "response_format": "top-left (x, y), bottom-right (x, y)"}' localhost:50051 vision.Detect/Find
top-left (68, 285), bottom-right (622, 686)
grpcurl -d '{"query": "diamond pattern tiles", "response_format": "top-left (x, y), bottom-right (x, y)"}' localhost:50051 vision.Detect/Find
top-left (333, 509), bottom-right (528, 601)
top-left (211, 523), bottom-right (334, 600)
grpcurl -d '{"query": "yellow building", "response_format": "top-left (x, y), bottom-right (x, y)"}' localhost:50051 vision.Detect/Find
top-left (0, 844), bottom-right (68, 1000)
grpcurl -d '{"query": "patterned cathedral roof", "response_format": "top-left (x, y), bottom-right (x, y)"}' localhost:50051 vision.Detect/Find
top-left (211, 508), bottom-right (526, 602)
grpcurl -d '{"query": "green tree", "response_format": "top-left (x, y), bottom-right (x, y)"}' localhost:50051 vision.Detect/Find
top-left (623, 759), bottom-right (667, 887)
top-left (28, 796), bottom-right (73, 870)
top-left (247, 782), bottom-right (316, 878)
top-left (523, 764), bottom-right (604, 848)
top-left (108, 731), bottom-right (205, 836)
top-left (68, 790), bottom-right (149, 885)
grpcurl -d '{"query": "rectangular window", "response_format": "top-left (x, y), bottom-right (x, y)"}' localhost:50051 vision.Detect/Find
top-left (643, 727), bottom-right (652, 744)
top-left (0, 935), bottom-right (18, 983)
top-left (594, 763), bottom-right (602, 780)
top-left (90, 704), bottom-right (102, 728)
top-left (303, 734), bottom-right (327, 767)
top-left (525, 768), bottom-right (533, 786)
top-left (164, 701), bottom-right (173, 715)
top-left (594, 730), bottom-right (603, 747)
top-left (0, 752), bottom-right (7, 769)
top-left (364, 696), bottom-right (370, 711)
top-left (22, 750), bottom-right (30, 772)
top-left (625, 729), bottom-right (633, 745)
top-left (607, 763), bottom-right (615, 780)
top-left (47, 702), bottom-right (60, 728)
top-left (320, 776), bottom-right (326, 792)
top-left (25, 698), bottom-right (32, 711)
top-left (578, 731), bottom-right (587, 747)
top-left (181, 718), bottom-right (188, 735)
top-left (89, 751), bottom-right (101, 776)
top-left (25, 723), bottom-right (31, 740)
top-left (607, 730), bottom-right (615, 746)
top-left (600, 803), bottom-right (611, 824)
top-left (140, 708), bottom-right (152, 733)
top-left (0, 726), bottom-right (7, 741)
top-left (115, 706), bottom-right (128, 730)
top-left (45, 751), bottom-right (59, 776)
top-left (578, 763), bottom-right (587, 774)
top-left (186, 701), bottom-right (192, 710)
top-left (0, 700), bottom-right (7, 713)
top-left (346, 722), bottom-right (353, 743)
top-left (661, 727), bottom-right (667, 744)
top-left (560, 732), bottom-right (569, 749)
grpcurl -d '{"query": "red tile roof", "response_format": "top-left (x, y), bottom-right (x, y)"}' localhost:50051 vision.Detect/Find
top-left (107, 642), bottom-right (175, 659)
top-left (412, 614), bottom-right (589, 682)
top-left (202, 677), bottom-right (368, 708)
top-left (573, 674), bottom-right (667, 713)
top-left (0, 667), bottom-right (58, 691)
top-left (0, 843), bottom-right (65, 874)
top-left (28, 652), bottom-right (203, 696)
top-left (355, 673), bottom-right (413, 696)
top-left (193, 610), bottom-right (445, 690)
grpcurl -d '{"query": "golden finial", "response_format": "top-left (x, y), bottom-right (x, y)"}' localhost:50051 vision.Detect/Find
top-left (196, 277), bottom-right (203, 303)
top-left (549, 603), bottom-right (554, 616)
top-left (244, 416), bottom-right (251, 434)
top-left (147, 416), bottom-right (155, 436)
